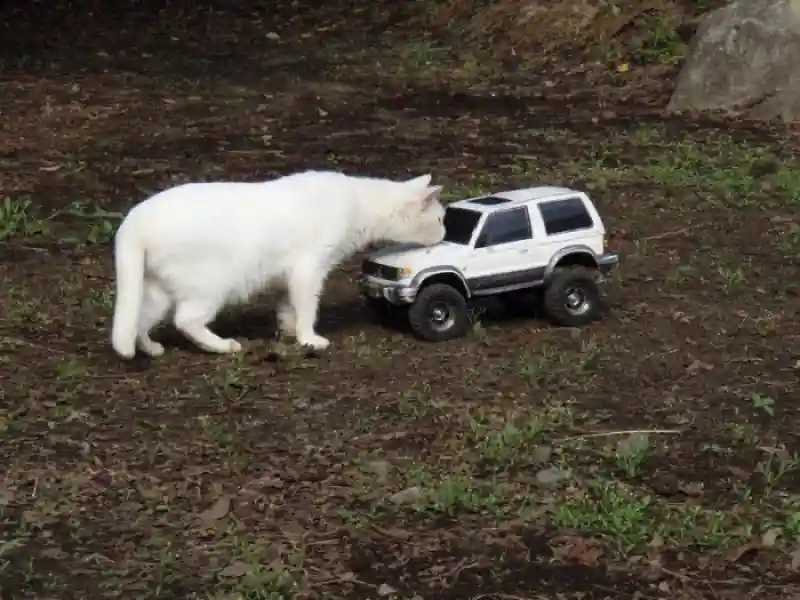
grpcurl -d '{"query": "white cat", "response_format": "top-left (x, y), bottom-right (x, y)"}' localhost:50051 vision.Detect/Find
top-left (110, 170), bottom-right (445, 359)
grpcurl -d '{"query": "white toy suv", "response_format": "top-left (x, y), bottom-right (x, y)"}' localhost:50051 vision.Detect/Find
top-left (358, 185), bottom-right (619, 341)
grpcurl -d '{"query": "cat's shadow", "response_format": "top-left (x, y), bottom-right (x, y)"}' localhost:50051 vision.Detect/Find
top-left (150, 300), bottom-right (378, 354)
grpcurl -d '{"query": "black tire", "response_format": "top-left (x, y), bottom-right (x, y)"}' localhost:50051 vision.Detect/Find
top-left (408, 283), bottom-right (471, 342)
top-left (542, 267), bottom-right (602, 327)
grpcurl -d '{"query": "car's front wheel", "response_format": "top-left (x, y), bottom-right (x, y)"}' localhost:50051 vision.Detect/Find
top-left (408, 283), bottom-right (471, 342)
top-left (542, 267), bottom-right (603, 327)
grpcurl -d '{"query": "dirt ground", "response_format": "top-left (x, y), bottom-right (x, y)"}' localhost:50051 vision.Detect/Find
top-left (1, 1), bottom-right (799, 599)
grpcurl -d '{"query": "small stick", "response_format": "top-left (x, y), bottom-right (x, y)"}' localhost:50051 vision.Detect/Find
top-left (556, 429), bottom-right (683, 443)
top-left (644, 223), bottom-right (706, 241)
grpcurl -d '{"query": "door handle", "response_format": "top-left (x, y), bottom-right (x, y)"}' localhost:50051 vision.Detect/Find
top-left (519, 249), bottom-right (529, 254)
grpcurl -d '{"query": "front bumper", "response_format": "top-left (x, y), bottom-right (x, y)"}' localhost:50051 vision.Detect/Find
top-left (597, 252), bottom-right (619, 274)
top-left (358, 276), bottom-right (417, 305)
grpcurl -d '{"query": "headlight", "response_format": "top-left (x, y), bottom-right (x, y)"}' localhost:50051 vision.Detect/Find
top-left (397, 267), bottom-right (413, 280)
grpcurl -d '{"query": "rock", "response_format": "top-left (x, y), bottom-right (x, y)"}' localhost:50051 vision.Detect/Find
top-left (667, 0), bottom-right (800, 122)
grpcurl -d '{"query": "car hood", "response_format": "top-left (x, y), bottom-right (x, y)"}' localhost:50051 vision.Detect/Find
top-left (367, 242), bottom-right (468, 270)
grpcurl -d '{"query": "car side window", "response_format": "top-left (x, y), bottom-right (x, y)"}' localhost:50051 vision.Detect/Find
top-left (538, 197), bottom-right (594, 235)
top-left (474, 206), bottom-right (532, 248)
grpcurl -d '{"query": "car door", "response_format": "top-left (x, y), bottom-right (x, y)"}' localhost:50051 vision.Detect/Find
top-left (462, 205), bottom-right (537, 293)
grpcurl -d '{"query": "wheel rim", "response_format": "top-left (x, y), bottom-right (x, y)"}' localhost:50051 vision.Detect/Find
top-left (564, 286), bottom-right (591, 316)
top-left (429, 301), bottom-right (456, 332)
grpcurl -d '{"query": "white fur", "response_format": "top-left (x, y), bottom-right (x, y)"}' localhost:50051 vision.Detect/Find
top-left (110, 170), bottom-right (445, 359)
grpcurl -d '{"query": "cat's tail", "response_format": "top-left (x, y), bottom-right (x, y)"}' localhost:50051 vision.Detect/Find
top-left (110, 218), bottom-right (145, 359)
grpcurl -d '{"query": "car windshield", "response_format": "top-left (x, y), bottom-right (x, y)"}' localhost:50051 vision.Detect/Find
top-left (443, 207), bottom-right (482, 244)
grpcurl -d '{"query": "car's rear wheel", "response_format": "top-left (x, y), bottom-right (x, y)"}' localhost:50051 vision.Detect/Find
top-left (408, 284), bottom-right (471, 342)
top-left (542, 267), bottom-right (602, 327)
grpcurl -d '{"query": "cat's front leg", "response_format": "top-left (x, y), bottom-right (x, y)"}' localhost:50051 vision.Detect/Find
top-left (286, 267), bottom-right (330, 350)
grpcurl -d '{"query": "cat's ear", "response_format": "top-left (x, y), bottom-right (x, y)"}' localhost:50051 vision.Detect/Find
top-left (424, 185), bottom-right (443, 204)
top-left (421, 185), bottom-right (443, 209)
top-left (406, 173), bottom-right (432, 188)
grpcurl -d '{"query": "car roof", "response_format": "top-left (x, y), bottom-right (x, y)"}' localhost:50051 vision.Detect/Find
top-left (449, 185), bottom-right (583, 213)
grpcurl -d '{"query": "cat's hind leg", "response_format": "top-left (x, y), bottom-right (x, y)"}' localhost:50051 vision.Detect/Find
top-left (173, 297), bottom-right (242, 354)
top-left (286, 264), bottom-right (330, 350)
top-left (136, 279), bottom-right (172, 357)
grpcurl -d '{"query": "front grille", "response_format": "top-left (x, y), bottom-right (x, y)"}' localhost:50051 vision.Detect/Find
top-left (362, 260), bottom-right (399, 281)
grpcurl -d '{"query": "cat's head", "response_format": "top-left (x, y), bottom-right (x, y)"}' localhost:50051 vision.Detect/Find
top-left (387, 173), bottom-right (446, 246)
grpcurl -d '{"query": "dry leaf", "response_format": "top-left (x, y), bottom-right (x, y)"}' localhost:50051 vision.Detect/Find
top-left (0, 487), bottom-right (14, 507)
top-left (199, 495), bottom-right (230, 523)
top-left (761, 527), bottom-right (780, 548)
top-left (531, 445), bottom-right (553, 464)
top-left (373, 526), bottom-right (411, 540)
top-left (219, 561), bottom-right (249, 577)
top-left (790, 547), bottom-right (800, 570)
top-left (677, 482), bottom-right (704, 496)
top-left (377, 583), bottom-right (398, 596)
top-left (535, 467), bottom-right (569, 486)
top-left (388, 486), bottom-right (423, 505)
top-left (723, 540), bottom-right (759, 563)
top-left (363, 460), bottom-right (392, 480)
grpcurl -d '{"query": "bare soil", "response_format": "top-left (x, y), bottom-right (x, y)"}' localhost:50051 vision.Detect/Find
top-left (1, 2), bottom-right (799, 600)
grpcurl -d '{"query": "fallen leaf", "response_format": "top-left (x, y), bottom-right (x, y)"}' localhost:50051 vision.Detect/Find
top-left (199, 495), bottom-right (230, 523)
top-left (531, 445), bottom-right (553, 464)
top-left (552, 537), bottom-right (603, 566)
top-left (377, 583), bottom-right (398, 596)
top-left (790, 547), bottom-right (800, 570)
top-left (723, 540), bottom-right (760, 563)
top-left (677, 482), bottom-right (704, 496)
top-left (255, 475), bottom-right (284, 489)
top-left (0, 487), bottom-right (14, 506)
top-left (373, 526), bottom-right (411, 540)
top-left (725, 465), bottom-right (751, 479)
top-left (686, 359), bottom-right (713, 375)
top-left (219, 561), bottom-right (249, 577)
top-left (388, 486), bottom-right (423, 505)
top-left (535, 467), bottom-right (569, 486)
top-left (363, 460), bottom-right (392, 481)
top-left (761, 527), bottom-right (780, 548)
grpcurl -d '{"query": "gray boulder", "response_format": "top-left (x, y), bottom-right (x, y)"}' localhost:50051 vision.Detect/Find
top-left (667, 0), bottom-right (800, 122)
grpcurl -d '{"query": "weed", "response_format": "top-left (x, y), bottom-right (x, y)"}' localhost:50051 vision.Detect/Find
top-left (0, 197), bottom-right (47, 239)
top-left (551, 480), bottom-right (657, 554)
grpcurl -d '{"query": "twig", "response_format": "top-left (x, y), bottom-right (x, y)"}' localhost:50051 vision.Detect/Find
top-left (0, 336), bottom-right (69, 354)
top-left (0, 241), bottom-right (49, 252)
top-left (309, 566), bottom-right (377, 590)
top-left (556, 429), bottom-right (683, 443)
top-left (421, 557), bottom-right (478, 584)
top-left (470, 594), bottom-right (533, 600)
top-left (644, 223), bottom-right (706, 241)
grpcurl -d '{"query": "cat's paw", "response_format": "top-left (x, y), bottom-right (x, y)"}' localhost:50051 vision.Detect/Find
top-left (225, 339), bottom-right (243, 353)
top-left (298, 334), bottom-right (330, 350)
top-left (142, 341), bottom-right (165, 357)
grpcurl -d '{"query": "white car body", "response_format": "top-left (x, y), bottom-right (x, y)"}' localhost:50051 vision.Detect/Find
top-left (359, 185), bottom-right (618, 304)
